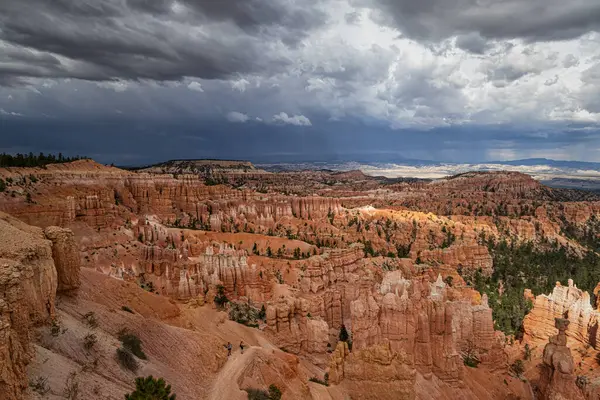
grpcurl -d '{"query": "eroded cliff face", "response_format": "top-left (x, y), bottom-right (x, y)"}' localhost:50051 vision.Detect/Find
top-left (264, 246), bottom-right (509, 396)
top-left (522, 279), bottom-right (600, 400)
top-left (538, 318), bottom-right (585, 400)
top-left (0, 213), bottom-right (58, 399)
top-left (523, 279), bottom-right (597, 351)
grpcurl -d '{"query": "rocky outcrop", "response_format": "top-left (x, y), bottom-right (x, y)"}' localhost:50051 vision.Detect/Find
top-left (523, 279), bottom-right (597, 351)
top-left (265, 296), bottom-right (329, 365)
top-left (0, 212), bottom-right (58, 400)
top-left (43, 226), bottom-right (81, 291)
top-left (329, 340), bottom-right (416, 400)
top-left (538, 318), bottom-right (585, 400)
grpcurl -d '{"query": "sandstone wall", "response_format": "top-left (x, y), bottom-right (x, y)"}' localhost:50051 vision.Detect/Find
top-left (0, 213), bottom-right (58, 399)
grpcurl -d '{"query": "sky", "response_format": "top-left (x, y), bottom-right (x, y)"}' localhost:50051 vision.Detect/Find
top-left (1, 0), bottom-right (600, 165)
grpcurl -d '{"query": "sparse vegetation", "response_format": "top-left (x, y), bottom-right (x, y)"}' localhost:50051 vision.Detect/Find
top-left (258, 305), bottom-right (266, 320)
top-left (268, 384), bottom-right (282, 400)
top-left (443, 276), bottom-right (453, 287)
top-left (29, 376), bottom-right (50, 395)
top-left (461, 340), bottom-right (480, 368)
top-left (309, 376), bottom-right (329, 386)
top-left (214, 284), bottom-right (230, 308)
top-left (62, 371), bottom-right (79, 400)
top-left (510, 359), bottom-right (525, 377)
top-left (339, 324), bottom-right (349, 342)
top-left (116, 347), bottom-right (139, 372)
top-left (125, 376), bottom-right (176, 400)
top-left (246, 388), bottom-right (270, 400)
top-left (83, 311), bottom-right (98, 329)
top-left (50, 318), bottom-right (66, 336)
top-left (229, 302), bottom-right (260, 327)
top-left (524, 343), bottom-right (532, 361)
top-left (118, 329), bottom-right (147, 360)
top-left (83, 333), bottom-right (98, 351)
top-left (576, 375), bottom-right (589, 390)
top-left (275, 270), bottom-right (284, 284)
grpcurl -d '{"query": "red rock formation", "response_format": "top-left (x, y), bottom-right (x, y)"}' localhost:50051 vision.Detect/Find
top-left (335, 340), bottom-right (417, 400)
top-left (43, 226), bottom-right (81, 291)
top-left (0, 212), bottom-right (58, 400)
top-left (523, 279), bottom-right (596, 350)
top-left (538, 318), bottom-right (585, 400)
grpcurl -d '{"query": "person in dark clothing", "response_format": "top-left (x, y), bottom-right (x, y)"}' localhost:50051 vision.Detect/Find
top-left (225, 342), bottom-right (232, 357)
top-left (240, 341), bottom-right (245, 354)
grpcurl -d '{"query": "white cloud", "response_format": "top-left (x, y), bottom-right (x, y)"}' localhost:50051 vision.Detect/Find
top-left (226, 111), bottom-right (250, 123)
top-left (0, 108), bottom-right (23, 116)
top-left (231, 79), bottom-right (251, 92)
top-left (96, 80), bottom-right (129, 92)
top-left (271, 112), bottom-right (312, 126)
top-left (187, 81), bottom-right (204, 92)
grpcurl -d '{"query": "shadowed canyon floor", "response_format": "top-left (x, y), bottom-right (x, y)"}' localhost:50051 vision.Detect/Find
top-left (2, 159), bottom-right (600, 399)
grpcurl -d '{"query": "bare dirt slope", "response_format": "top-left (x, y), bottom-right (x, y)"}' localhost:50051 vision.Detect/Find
top-left (25, 268), bottom-right (317, 399)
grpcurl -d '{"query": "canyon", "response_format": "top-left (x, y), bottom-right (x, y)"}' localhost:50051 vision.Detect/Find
top-left (1, 159), bottom-right (600, 399)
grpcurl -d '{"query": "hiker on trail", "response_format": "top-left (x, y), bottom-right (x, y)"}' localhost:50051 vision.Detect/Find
top-left (225, 342), bottom-right (232, 357)
top-left (240, 341), bottom-right (245, 354)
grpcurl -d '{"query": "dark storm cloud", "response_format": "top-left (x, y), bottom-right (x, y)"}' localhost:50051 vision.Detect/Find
top-left (358, 0), bottom-right (600, 43)
top-left (0, 0), bottom-right (326, 85)
top-left (3, 114), bottom-right (598, 165)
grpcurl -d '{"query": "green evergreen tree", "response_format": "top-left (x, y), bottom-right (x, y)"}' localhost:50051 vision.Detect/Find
top-left (339, 324), bottom-right (349, 342)
top-left (125, 376), bottom-right (176, 400)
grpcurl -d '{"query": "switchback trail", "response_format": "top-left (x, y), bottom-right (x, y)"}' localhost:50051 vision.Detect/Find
top-left (208, 346), bottom-right (258, 400)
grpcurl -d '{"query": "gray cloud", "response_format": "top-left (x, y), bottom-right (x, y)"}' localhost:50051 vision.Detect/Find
top-left (0, 0), bottom-right (326, 85)
top-left (563, 54), bottom-right (580, 68)
top-left (358, 0), bottom-right (600, 43)
top-left (455, 33), bottom-right (489, 54)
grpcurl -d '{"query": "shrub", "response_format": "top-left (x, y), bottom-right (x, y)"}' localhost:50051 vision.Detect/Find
top-left (524, 343), bottom-right (532, 360)
top-left (214, 285), bottom-right (230, 308)
top-left (258, 305), bottom-right (266, 320)
top-left (29, 376), bottom-right (50, 395)
top-left (339, 324), bottom-right (349, 342)
top-left (510, 360), bottom-right (525, 377)
top-left (122, 305), bottom-right (134, 313)
top-left (83, 311), bottom-right (98, 329)
top-left (443, 276), bottom-right (453, 287)
top-left (309, 377), bottom-right (329, 386)
top-left (268, 385), bottom-right (282, 400)
top-left (229, 302), bottom-right (260, 327)
top-left (0, 178), bottom-right (5, 192)
top-left (576, 375), bottom-right (589, 390)
top-left (83, 333), bottom-right (97, 351)
top-left (118, 329), bottom-right (147, 360)
top-left (461, 340), bottom-right (480, 368)
top-left (62, 371), bottom-right (79, 400)
top-left (50, 318), bottom-right (64, 336)
top-left (116, 347), bottom-right (139, 372)
top-left (125, 376), bottom-right (176, 400)
top-left (246, 388), bottom-right (270, 400)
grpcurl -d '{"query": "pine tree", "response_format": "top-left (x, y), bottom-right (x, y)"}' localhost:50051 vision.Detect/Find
top-left (339, 324), bottom-right (349, 342)
top-left (125, 376), bottom-right (176, 400)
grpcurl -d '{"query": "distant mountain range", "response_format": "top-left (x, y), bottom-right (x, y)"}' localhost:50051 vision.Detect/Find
top-left (488, 158), bottom-right (600, 170)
